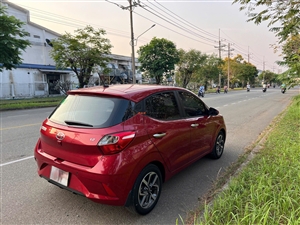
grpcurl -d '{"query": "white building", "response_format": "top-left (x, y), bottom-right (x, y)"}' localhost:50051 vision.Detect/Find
top-left (0, 1), bottom-right (140, 99)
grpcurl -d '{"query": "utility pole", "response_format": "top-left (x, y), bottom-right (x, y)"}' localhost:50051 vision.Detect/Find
top-left (262, 56), bottom-right (265, 83)
top-left (227, 44), bottom-right (230, 88)
top-left (214, 29), bottom-right (225, 86)
top-left (226, 43), bottom-right (234, 88)
top-left (106, 0), bottom-right (142, 84)
top-left (218, 29), bottom-right (221, 86)
top-left (248, 46), bottom-right (250, 63)
top-left (129, 0), bottom-right (136, 84)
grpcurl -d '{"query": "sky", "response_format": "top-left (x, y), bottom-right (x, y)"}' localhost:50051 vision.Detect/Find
top-left (9, 0), bottom-right (285, 73)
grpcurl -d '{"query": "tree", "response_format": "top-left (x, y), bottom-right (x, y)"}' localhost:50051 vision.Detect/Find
top-left (258, 70), bottom-right (277, 85)
top-left (221, 55), bottom-right (241, 87)
top-left (221, 55), bottom-right (257, 88)
top-left (233, 0), bottom-right (300, 87)
top-left (233, 0), bottom-right (299, 43)
top-left (0, 5), bottom-right (31, 72)
top-left (50, 25), bottom-right (112, 88)
top-left (196, 54), bottom-right (223, 88)
top-left (238, 63), bottom-right (257, 87)
top-left (234, 61), bottom-right (258, 87)
top-left (176, 49), bottom-right (207, 88)
top-left (277, 34), bottom-right (300, 88)
top-left (54, 80), bottom-right (74, 96)
top-left (137, 37), bottom-right (180, 84)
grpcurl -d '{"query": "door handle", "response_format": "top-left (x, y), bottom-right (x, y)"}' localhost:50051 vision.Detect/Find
top-left (153, 133), bottom-right (166, 138)
top-left (191, 123), bottom-right (199, 127)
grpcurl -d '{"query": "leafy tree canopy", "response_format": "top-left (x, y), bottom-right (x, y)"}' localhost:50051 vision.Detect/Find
top-left (236, 62), bottom-right (258, 86)
top-left (194, 54), bottom-right (222, 87)
top-left (0, 5), bottom-right (31, 72)
top-left (137, 37), bottom-right (180, 84)
top-left (176, 49), bottom-right (208, 88)
top-left (233, 0), bottom-right (300, 43)
top-left (258, 70), bottom-right (278, 85)
top-left (50, 25), bottom-right (112, 88)
top-left (277, 34), bottom-right (300, 87)
top-left (233, 0), bottom-right (300, 87)
top-left (222, 54), bottom-right (257, 87)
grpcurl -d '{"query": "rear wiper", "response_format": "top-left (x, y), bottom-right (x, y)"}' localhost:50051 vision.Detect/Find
top-left (64, 120), bottom-right (93, 127)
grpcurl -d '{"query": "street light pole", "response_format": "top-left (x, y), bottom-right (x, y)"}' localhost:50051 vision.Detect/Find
top-left (135, 24), bottom-right (156, 44)
top-left (129, 22), bottom-right (155, 84)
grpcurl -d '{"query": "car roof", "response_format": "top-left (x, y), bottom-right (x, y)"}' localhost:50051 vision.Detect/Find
top-left (68, 84), bottom-right (188, 102)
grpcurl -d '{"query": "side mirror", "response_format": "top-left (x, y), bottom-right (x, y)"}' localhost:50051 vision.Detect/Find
top-left (208, 107), bottom-right (219, 116)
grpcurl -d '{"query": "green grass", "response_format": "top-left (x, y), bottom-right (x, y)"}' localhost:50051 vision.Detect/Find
top-left (185, 95), bottom-right (300, 225)
top-left (0, 96), bottom-right (65, 111)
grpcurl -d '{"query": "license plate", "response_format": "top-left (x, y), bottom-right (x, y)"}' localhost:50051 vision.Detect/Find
top-left (50, 166), bottom-right (69, 187)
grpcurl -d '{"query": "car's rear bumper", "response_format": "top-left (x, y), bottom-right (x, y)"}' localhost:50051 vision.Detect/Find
top-left (34, 140), bottom-right (131, 206)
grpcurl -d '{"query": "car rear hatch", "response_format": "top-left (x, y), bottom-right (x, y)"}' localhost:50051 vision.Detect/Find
top-left (39, 120), bottom-right (124, 167)
top-left (39, 94), bottom-right (135, 167)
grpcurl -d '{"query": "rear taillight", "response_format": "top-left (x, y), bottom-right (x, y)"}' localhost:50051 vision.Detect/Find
top-left (98, 131), bottom-right (136, 155)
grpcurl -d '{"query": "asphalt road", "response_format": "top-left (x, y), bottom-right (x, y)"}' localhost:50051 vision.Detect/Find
top-left (1, 86), bottom-right (299, 225)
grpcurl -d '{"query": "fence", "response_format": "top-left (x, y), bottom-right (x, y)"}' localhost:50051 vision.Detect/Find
top-left (0, 83), bottom-right (49, 99)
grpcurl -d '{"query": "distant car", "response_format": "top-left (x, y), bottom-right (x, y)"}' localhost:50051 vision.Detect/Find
top-left (34, 84), bottom-right (226, 215)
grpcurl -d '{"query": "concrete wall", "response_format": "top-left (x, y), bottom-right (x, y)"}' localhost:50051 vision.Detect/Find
top-left (0, 67), bottom-right (80, 99)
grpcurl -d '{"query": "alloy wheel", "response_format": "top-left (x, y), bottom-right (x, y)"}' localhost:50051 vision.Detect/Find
top-left (216, 134), bottom-right (224, 156)
top-left (138, 171), bottom-right (160, 209)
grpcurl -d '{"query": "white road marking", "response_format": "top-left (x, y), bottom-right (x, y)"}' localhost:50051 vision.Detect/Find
top-left (0, 156), bottom-right (34, 167)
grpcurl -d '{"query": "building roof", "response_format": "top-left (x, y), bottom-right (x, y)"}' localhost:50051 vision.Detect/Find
top-left (2, 1), bottom-right (61, 37)
top-left (16, 63), bottom-right (72, 71)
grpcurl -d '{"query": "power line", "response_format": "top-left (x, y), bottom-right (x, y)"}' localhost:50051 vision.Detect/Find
top-left (16, 3), bottom-right (137, 40)
top-left (133, 11), bottom-right (216, 47)
top-left (220, 29), bottom-right (280, 71)
top-left (146, 0), bottom-right (219, 41)
top-left (16, 2), bottom-right (281, 71)
top-left (139, 3), bottom-right (218, 44)
top-left (153, 0), bottom-right (219, 40)
top-left (140, 1), bottom-right (283, 72)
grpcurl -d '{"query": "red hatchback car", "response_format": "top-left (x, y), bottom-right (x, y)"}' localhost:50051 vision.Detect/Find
top-left (34, 84), bottom-right (226, 215)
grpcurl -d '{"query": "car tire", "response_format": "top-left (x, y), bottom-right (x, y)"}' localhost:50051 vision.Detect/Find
top-left (210, 131), bottom-right (225, 159)
top-left (128, 164), bottom-right (162, 215)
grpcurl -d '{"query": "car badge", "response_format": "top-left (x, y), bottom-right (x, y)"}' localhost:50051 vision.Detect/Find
top-left (56, 132), bottom-right (65, 141)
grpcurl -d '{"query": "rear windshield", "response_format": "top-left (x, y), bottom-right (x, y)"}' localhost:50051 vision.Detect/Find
top-left (49, 95), bottom-right (134, 128)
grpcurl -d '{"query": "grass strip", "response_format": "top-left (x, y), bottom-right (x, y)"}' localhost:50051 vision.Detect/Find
top-left (0, 96), bottom-right (65, 111)
top-left (192, 95), bottom-right (300, 225)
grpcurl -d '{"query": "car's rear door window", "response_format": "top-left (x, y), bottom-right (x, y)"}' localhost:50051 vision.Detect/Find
top-left (145, 92), bottom-right (181, 120)
top-left (49, 95), bottom-right (133, 128)
top-left (178, 91), bottom-right (208, 117)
